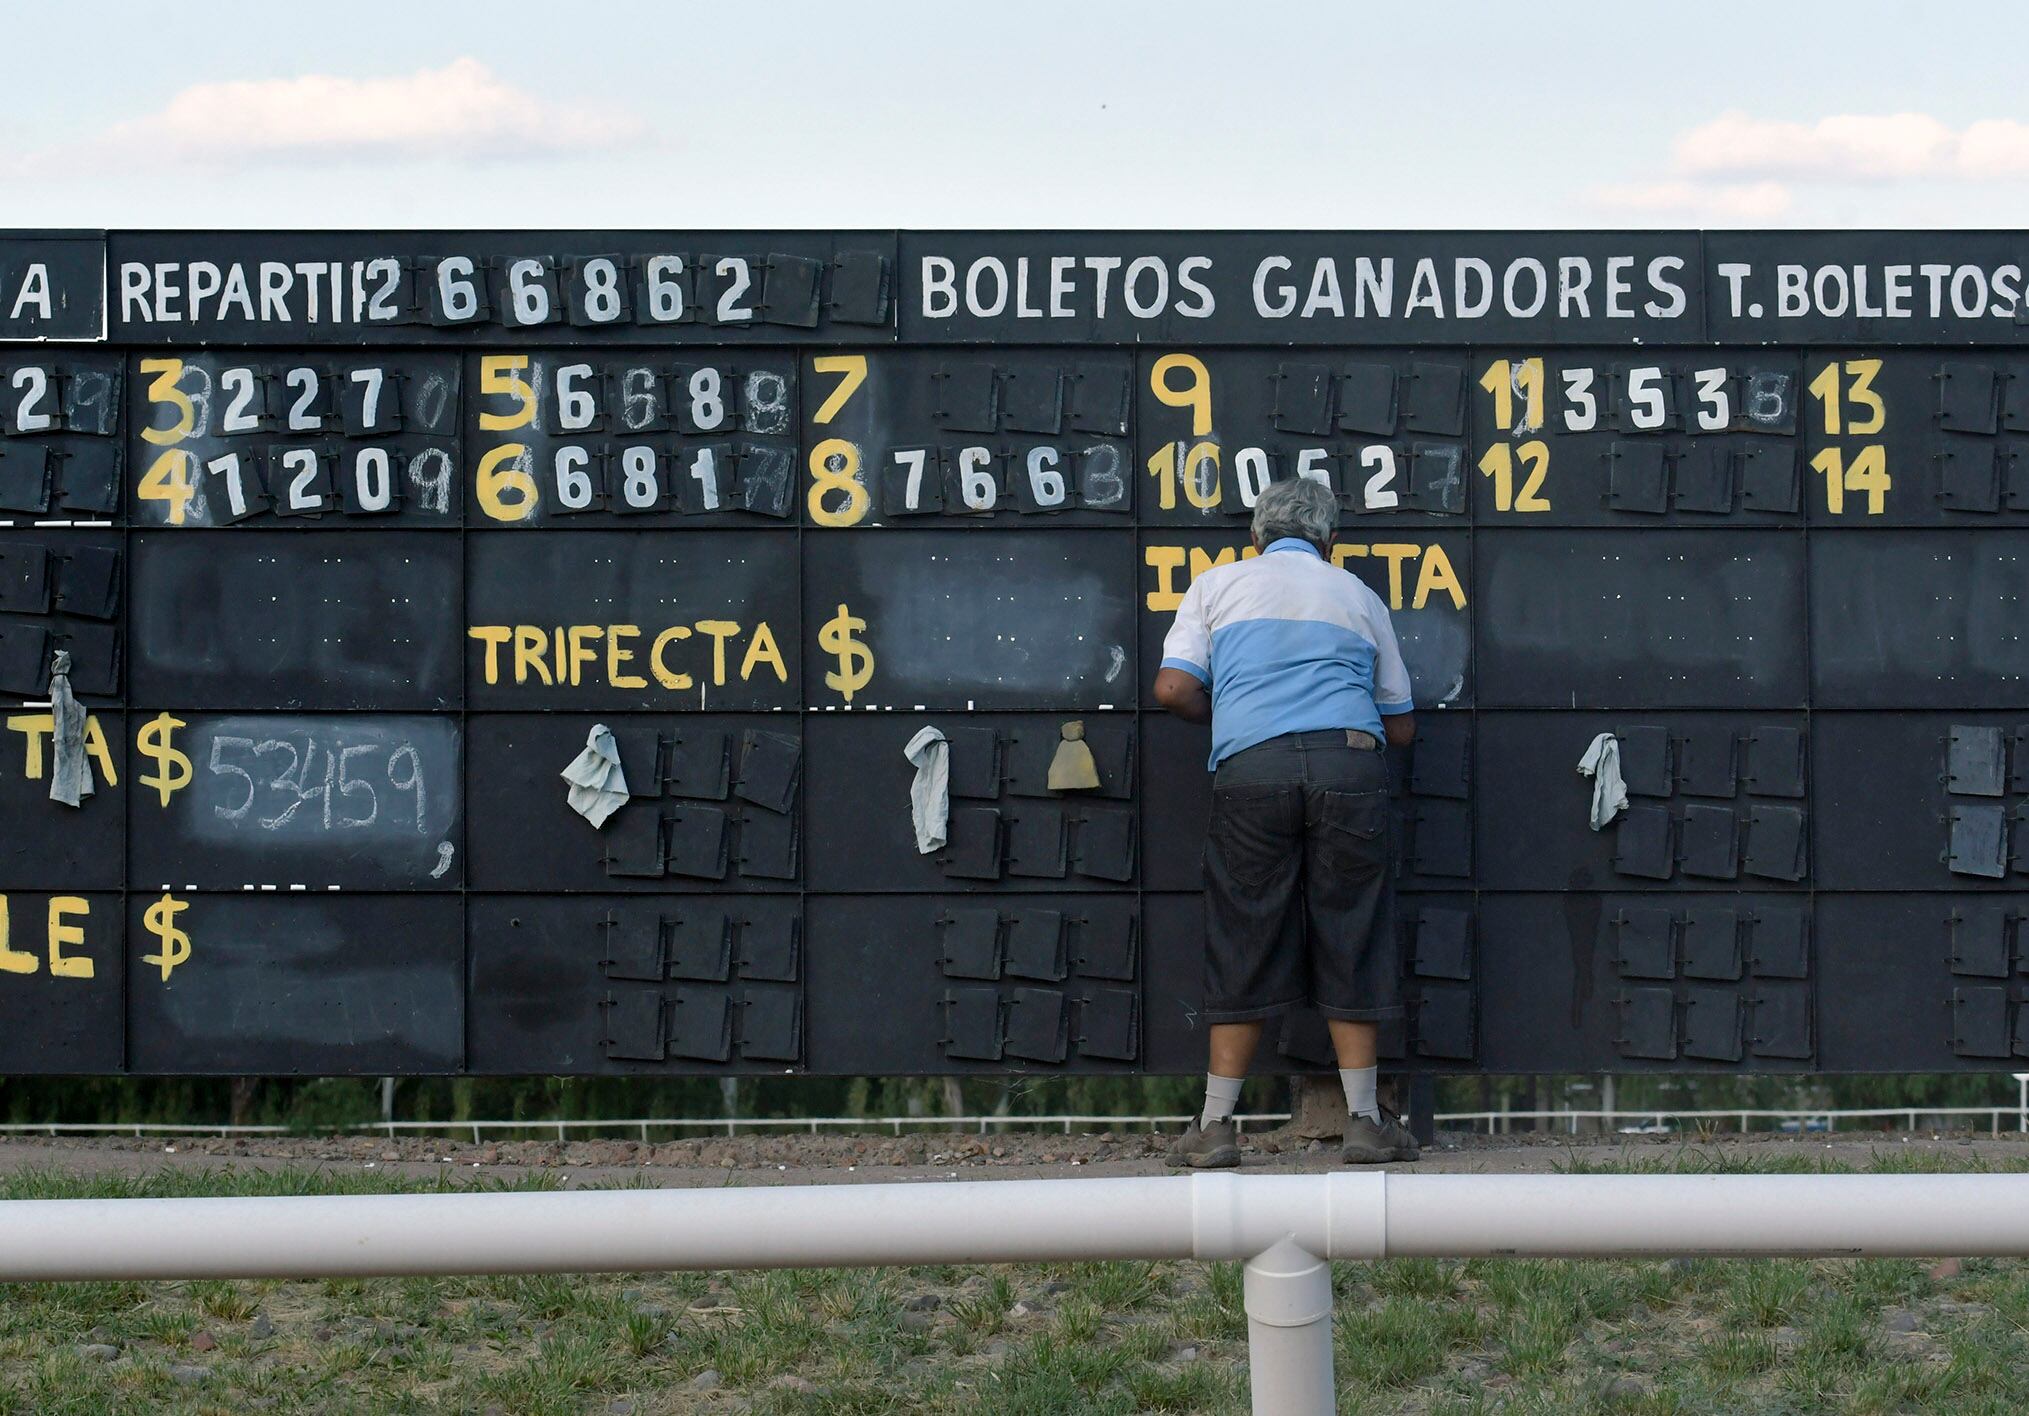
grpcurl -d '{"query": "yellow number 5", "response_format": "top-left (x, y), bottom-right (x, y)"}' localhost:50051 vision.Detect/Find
top-left (478, 355), bottom-right (536, 431)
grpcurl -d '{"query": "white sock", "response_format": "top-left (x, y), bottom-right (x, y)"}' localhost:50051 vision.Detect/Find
top-left (1200, 1074), bottom-right (1244, 1128)
top-left (1341, 1066), bottom-right (1380, 1123)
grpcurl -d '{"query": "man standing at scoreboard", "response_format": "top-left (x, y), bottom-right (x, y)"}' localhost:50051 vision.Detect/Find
top-left (1152, 478), bottom-right (1421, 1167)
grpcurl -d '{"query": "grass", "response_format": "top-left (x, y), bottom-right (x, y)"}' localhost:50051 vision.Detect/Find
top-left (0, 1151), bottom-right (2024, 1411)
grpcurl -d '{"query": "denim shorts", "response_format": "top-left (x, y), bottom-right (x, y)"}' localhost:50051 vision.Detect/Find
top-left (1200, 729), bottom-right (1403, 1024)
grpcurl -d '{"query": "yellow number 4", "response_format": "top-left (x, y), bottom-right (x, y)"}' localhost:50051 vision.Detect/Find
top-left (1809, 445), bottom-right (1890, 515)
top-left (137, 448), bottom-right (195, 524)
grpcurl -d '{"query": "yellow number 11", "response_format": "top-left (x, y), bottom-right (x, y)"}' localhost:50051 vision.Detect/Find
top-left (1478, 357), bottom-right (1544, 432)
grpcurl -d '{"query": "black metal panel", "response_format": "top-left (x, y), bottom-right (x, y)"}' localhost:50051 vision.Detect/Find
top-left (0, 891), bottom-right (122, 1072)
top-left (1814, 532), bottom-right (2029, 705)
top-left (1476, 893), bottom-right (1815, 1072)
top-left (805, 713), bottom-right (1137, 892)
top-left (1134, 350), bottom-right (1468, 527)
top-left (1704, 234), bottom-right (2029, 345)
top-left (126, 352), bottom-right (459, 528)
top-left (467, 714), bottom-right (796, 893)
top-left (0, 707), bottom-right (122, 890)
top-left (1, 352), bottom-right (124, 521)
top-left (109, 233), bottom-right (896, 345)
top-left (468, 895), bottom-right (803, 1073)
top-left (131, 530), bottom-right (459, 709)
top-left (462, 351), bottom-right (794, 527)
top-left (804, 529), bottom-right (1134, 710)
top-left (805, 894), bottom-right (1141, 1073)
top-left (130, 714), bottom-right (460, 890)
top-left (1813, 893), bottom-right (2029, 1069)
top-left (1139, 530), bottom-right (1472, 712)
top-left (466, 530), bottom-right (797, 709)
top-left (800, 350), bottom-right (1133, 526)
top-left (1469, 351), bottom-right (1802, 526)
top-left (0, 528), bottom-right (124, 699)
top-left (1477, 529), bottom-right (1805, 707)
top-left (1477, 712), bottom-right (1809, 891)
top-left (1814, 713), bottom-right (2029, 890)
top-left (900, 232), bottom-right (1701, 345)
top-left (128, 894), bottom-right (462, 1073)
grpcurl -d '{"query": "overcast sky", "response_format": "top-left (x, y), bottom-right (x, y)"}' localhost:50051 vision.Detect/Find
top-left (4, 0), bottom-right (2026, 230)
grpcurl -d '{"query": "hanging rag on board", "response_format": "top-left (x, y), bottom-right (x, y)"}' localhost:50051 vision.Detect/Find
top-left (47, 650), bottom-right (93, 809)
top-left (561, 723), bottom-right (630, 828)
top-left (903, 726), bottom-right (950, 854)
top-left (1576, 731), bottom-right (1628, 831)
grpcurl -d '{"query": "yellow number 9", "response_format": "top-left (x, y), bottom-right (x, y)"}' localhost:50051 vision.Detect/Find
top-left (1151, 353), bottom-right (1212, 436)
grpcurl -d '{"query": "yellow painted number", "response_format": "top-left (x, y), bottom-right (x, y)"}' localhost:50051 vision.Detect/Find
top-left (806, 437), bottom-right (870, 526)
top-left (1810, 445), bottom-right (1890, 516)
top-left (1806, 358), bottom-right (1886, 436)
top-left (1477, 440), bottom-right (1551, 513)
top-left (1151, 353), bottom-right (1212, 436)
top-left (811, 355), bottom-right (868, 425)
top-left (478, 355), bottom-right (536, 431)
top-left (136, 448), bottom-right (195, 525)
top-left (138, 357), bottom-right (193, 446)
top-left (1145, 440), bottom-right (1222, 511)
top-left (1478, 357), bottom-right (1545, 432)
top-left (475, 443), bottom-right (537, 522)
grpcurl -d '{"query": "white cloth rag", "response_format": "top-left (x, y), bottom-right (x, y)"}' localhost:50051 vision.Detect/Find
top-left (903, 726), bottom-right (950, 854)
top-left (1577, 732), bottom-right (1628, 831)
top-left (561, 723), bottom-right (630, 828)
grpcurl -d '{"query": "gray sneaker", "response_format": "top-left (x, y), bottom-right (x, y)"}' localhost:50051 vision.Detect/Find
top-left (1165, 1117), bottom-right (1241, 1169)
top-left (1341, 1109), bottom-right (1419, 1165)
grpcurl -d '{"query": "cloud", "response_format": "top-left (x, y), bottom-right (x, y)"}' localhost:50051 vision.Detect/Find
top-left (95, 58), bottom-right (646, 162)
top-left (1587, 179), bottom-right (1793, 221)
top-left (1676, 110), bottom-right (2029, 181)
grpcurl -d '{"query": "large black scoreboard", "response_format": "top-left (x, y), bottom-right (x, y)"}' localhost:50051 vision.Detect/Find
top-left (4, 229), bottom-right (2029, 1078)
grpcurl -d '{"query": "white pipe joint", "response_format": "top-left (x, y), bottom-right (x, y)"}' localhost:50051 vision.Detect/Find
top-left (1188, 1171), bottom-right (1387, 1261)
top-left (1243, 1237), bottom-right (1335, 1416)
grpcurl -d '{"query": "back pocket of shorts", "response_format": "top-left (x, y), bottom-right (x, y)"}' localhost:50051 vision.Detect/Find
top-left (1313, 789), bottom-right (1390, 875)
top-left (1208, 783), bottom-right (1302, 889)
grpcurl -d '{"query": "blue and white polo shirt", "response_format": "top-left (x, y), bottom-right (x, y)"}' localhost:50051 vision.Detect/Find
top-left (1159, 537), bottom-right (1414, 768)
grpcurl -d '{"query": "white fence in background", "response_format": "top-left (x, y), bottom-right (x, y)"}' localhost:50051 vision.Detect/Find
top-left (1, 1106), bottom-right (2027, 1143)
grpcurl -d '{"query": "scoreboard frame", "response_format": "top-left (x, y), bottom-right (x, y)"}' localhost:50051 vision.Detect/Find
top-left (1, 229), bottom-right (2027, 1079)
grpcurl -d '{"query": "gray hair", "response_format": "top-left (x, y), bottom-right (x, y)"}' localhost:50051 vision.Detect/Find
top-left (1251, 477), bottom-right (1338, 549)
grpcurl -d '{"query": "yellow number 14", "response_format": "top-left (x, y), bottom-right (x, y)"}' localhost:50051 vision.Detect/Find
top-left (1809, 446), bottom-right (1890, 515)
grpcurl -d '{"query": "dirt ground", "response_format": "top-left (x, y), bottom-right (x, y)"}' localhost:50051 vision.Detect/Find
top-left (0, 1124), bottom-right (2018, 1188)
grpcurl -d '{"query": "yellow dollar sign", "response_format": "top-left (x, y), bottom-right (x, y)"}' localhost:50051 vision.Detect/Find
top-left (819, 604), bottom-right (874, 703)
top-left (136, 712), bottom-right (191, 806)
top-left (142, 893), bottom-right (191, 982)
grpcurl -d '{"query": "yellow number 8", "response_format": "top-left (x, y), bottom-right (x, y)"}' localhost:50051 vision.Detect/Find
top-left (807, 437), bottom-right (869, 527)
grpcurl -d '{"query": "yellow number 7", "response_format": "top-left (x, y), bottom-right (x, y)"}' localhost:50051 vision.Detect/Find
top-left (811, 355), bottom-right (867, 425)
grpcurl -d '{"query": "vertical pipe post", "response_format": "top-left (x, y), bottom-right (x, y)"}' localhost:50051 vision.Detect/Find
top-left (1242, 1238), bottom-right (1334, 1416)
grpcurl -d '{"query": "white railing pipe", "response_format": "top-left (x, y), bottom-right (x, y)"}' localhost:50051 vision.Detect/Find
top-left (7, 1173), bottom-right (2029, 1281)
top-left (0, 1174), bottom-right (1373, 1279)
top-left (9, 1174), bottom-right (2029, 1415)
